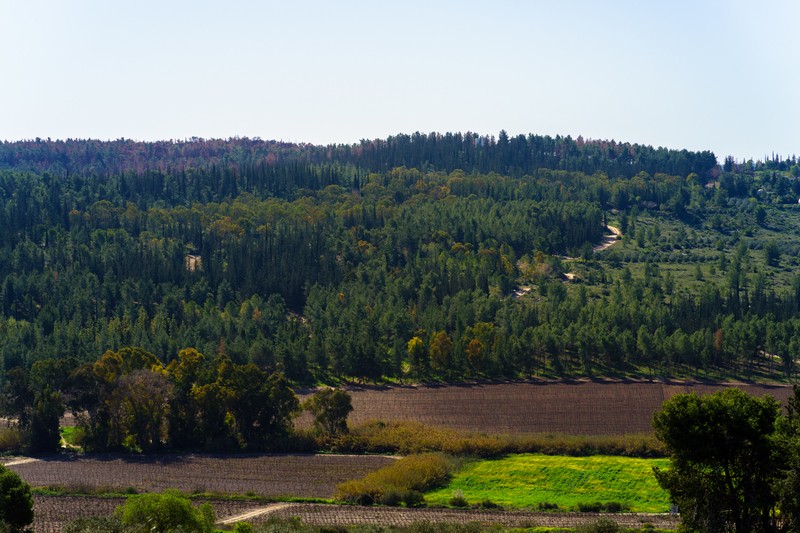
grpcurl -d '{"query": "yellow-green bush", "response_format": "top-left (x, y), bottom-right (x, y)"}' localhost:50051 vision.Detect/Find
top-left (337, 453), bottom-right (453, 505)
top-left (329, 420), bottom-right (664, 458)
top-left (0, 426), bottom-right (27, 453)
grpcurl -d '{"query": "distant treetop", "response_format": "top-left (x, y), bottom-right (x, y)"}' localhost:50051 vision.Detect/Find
top-left (0, 132), bottom-right (719, 180)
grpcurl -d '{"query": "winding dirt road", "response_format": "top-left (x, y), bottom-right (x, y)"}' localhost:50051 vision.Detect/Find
top-left (593, 225), bottom-right (621, 253)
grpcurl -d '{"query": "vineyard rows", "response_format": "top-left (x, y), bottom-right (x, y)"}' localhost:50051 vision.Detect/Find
top-left (31, 497), bottom-right (681, 532)
top-left (299, 381), bottom-right (794, 435)
top-left (8, 454), bottom-right (395, 497)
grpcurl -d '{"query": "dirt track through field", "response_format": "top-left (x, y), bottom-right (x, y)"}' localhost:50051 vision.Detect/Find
top-left (297, 381), bottom-right (794, 435)
top-left (1, 457), bottom-right (39, 467)
top-left (217, 502), bottom-right (295, 525)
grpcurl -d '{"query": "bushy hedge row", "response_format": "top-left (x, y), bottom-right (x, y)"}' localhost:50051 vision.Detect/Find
top-left (318, 420), bottom-right (664, 458)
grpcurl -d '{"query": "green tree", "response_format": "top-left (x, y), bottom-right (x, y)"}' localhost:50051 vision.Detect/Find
top-left (765, 240), bottom-right (780, 268)
top-left (227, 366), bottom-right (299, 448)
top-left (303, 387), bottom-right (353, 435)
top-left (165, 348), bottom-right (205, 449)
top-left (0, 463), bottom-right (33, 532)
top-left (429, 331), bottom-right (453, 375)
top-left (29, 385), bottom-right (64, 453)
top-left (0, 367), bottom-right (33, 429)
top-left (113, 369), bottom-right (173, 452)
top-left (407, 336), bottom-right (428, 376)
top-left (653, 389), bottom-right (785, 533)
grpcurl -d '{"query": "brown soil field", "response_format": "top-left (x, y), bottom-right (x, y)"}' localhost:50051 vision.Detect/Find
top-left (8, 453), bottom-right (395, 498)
top-left (226, 502), bottom-right (681, 530)
top-left (31, 495), bottom-right (262, 533)
top-left (298, 380), bottom-right (795, 435)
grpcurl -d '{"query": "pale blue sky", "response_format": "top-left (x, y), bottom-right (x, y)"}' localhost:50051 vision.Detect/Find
top-left (1, 1), bottom-right (798, 161)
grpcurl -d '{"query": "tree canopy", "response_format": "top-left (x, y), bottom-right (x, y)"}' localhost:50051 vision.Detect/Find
top-left (653, 388), bottom-right (800, 533)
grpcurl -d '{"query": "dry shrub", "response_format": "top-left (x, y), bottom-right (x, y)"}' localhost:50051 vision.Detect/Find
top-left (333, 420), bottom-right (664, 458)
top-left (337, 453), bottom-right (453, 504)
top-left (0, 427), bottom-right (27, 453)
top-left (336, 479), bottom-right (382, 505)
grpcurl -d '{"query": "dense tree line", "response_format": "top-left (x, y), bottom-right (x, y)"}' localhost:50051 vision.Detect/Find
top-left (1, 347), bottom-right (301, 453)
top-left (0, 133), bottom-right (718, 182)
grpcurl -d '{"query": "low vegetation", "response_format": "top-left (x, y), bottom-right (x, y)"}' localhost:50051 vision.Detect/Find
top-left (324, 420), bottom-right (664, 458)
top-left (424, 454), bottom-right (670, 513)
top-left (337, 453), bottom-right (454, 506)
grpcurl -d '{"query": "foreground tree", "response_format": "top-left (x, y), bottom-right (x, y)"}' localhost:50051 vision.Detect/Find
top-left (653, 388), bottom-right (795, 533)
top-left (0, 464), bottom-right (34, 532)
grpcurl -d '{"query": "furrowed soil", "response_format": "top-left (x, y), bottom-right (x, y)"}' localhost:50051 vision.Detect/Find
top-left (31, 495), bottom-right (267, 533)
top-left (31, 497), bottom-right (680, 532)
top-left (297, 380), bottom-right (794, 435)
top-left (249, 503), bottom-right (680, 530)
top-left (7, 454), bottom-right (395, 497)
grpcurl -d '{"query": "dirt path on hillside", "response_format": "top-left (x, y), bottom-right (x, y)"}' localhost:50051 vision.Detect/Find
top-left (593, 225), bottom-right (621, 253)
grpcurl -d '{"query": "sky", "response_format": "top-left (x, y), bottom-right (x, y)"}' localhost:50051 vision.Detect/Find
top-left (1, 1), bottom-right (798, 162)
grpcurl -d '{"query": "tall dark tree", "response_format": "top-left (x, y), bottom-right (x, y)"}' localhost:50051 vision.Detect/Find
top-left (653, 389), bottom-right (791, 533)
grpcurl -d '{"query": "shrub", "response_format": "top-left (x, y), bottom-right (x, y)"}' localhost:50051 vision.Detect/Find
top-left (537, 502), bottom-right (559, 511)
top-left (234, 522), bottom-right (255, 533)
top-left (577, 501), bottom-right (603, 513)
top-left (379, 489), bottom-right (403, 507)
top-left (115, 490), bottom-right (215, 533)
top-left (575, 517), bottom-right (622, 533)
top-left (602, 501), bottom-right (626, 513)
top-left (0, 427), bottom-right (27, 454)
top-left (448, 491), bottom-right (468, 508)
top-left (366, 453), bottom-right (451, 492)
top-left (336, 453), bottom-right (453, 504)
top-left (409, 522), bottom-right (482, 533)
top-left (336, 479), bottom-right (380, 505)
top-left (402, 490), bottom-right (425, 508)
top-left (0, 465), bottom-right (33, 532)
top-left (336, 420), bottom-right (664, 458)
top-left (476, 498), bottom-right (498, 509)
top-left (62, 517), bottom-right (128, 533)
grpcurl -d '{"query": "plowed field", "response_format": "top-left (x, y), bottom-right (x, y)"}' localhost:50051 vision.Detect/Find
top-left (297, 380), bottom-right (794, 435)
top-left (7, 454), bottom-right (395, 497)
top-left (260, 503), bottom-right (680, 529)
top-left (31, 495), bottom-right (265, 533)
top-left (31, 497), bottom-right (680, 532)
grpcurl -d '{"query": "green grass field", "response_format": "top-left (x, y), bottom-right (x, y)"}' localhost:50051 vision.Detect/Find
top-left (425, 454), bottom-right (671, 513)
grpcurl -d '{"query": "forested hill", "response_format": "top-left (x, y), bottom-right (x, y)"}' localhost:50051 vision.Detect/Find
top-left (1, 133), bottom-right (800, 386)
top-left (0, 132), bottom-right (718, 184)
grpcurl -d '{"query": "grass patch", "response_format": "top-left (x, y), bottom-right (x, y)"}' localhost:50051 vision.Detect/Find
top-left (425, 454), bottom-right (670, 513)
